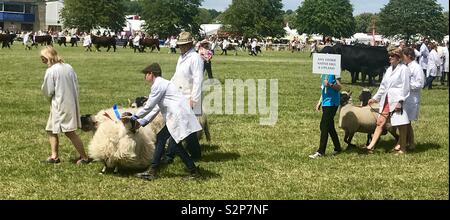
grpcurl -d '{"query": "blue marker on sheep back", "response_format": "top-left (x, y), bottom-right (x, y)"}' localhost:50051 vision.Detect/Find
top-left (113, 104), bottom-right (121, 120)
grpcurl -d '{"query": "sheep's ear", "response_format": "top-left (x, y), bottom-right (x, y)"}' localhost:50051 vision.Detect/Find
top-left (349, 91), bottom-right (352, 96)
top-left (128, 99), bottom-right (132, 107)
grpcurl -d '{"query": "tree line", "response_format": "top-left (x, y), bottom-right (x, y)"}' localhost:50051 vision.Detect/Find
top-left (60, 0), bottom-right (448, 41)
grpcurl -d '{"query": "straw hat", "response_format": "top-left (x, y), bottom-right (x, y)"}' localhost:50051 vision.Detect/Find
top-left (177, 32), bottom-right (193, 45)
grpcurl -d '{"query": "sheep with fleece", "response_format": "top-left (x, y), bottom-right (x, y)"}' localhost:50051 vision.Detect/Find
top-left (339, 91), bottom-right (398, 148)
top-left (83, 106), bottom-right (163, 174)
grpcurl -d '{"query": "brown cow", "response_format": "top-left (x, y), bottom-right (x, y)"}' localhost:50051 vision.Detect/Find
top-left (140, 38), bottom-right (160, 53)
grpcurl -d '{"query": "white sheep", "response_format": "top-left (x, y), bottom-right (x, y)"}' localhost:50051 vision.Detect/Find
top-left (339, 91), bottom-right (398, 148)
top-left (82, 105), bottom-right (209, 174)
top-left (84, 107), bottom-right (162, 173)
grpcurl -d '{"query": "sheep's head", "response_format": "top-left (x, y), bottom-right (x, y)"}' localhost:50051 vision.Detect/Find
top-left (121, 112), bottom-right (139, 134)
top-left (340, 91), bottom-right (352, 106)
top-left (359, 89), bottom-right (372, 107)
top-left (129, 96), bottom-right (148, 108)
top-left (81, 114), bottom-right (97, 132)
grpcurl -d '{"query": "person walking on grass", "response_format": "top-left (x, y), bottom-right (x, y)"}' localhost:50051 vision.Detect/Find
top-left (309, 74), bottom-right (342, 159)
top-left (40, 46), bottom-right (90, 165)
top-left (132, 63), bottom-right (202, 181)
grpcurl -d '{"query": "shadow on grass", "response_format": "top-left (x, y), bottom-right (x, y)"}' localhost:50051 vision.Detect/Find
top-left (161, 167), bottom-right (221, 180)
top-left (342, 139), bottom-right (442, 155)
top-left (201, 144), bottom-right (220, 153)
top-left (200, 152), bottom-right (240, 162)
top-left (407, 142), bottom-right (442, 154)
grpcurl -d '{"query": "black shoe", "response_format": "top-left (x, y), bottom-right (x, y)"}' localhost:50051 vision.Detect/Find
top-left (135, 168), bottom-right (157, 181)
top-left (182, 166), bottom-right (202, 181)
top-left (162, 156), bottom-right (174, 164)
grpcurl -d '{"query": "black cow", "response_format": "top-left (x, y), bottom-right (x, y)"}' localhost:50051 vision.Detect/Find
top-left (0, 33), bottom-right (16, 48)
top-left (320, 43), bottom-right (389, 85)
top-left (32, 35), bottom-right (53, 47)
top-left (91, 35), bottom-right (116, 52)
top-left (57, 36), bottom-right (79, 47)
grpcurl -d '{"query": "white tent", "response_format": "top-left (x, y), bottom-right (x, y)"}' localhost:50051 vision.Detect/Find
top-left (124, 19), bottom-right (145, 32)
top-left (200, 24), bottom-right (223, 36)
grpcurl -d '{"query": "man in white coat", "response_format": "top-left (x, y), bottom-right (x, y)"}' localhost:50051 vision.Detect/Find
top-left (132, 63), bottom-right (202, 181)
top-left (424, 42), bottom-right (442, 89)
top-left (165, 32), bottom-right (204, 162)
top-left (419, 38), bottom-right (430, 76)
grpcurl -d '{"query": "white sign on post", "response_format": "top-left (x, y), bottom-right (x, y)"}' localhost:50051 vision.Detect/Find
top-left (312, 53), bottom-right (341, 76)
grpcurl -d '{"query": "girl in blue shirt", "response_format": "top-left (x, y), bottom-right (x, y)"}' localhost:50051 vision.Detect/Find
top-left (309, 74), bottom-right (342, 158)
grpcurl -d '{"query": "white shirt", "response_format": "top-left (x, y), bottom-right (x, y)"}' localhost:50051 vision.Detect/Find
top-left (373, 63), bottom-right (411, 125)
top-left (405, 61), bottom-right (424, 121)
top-left (442, 46), bottom-right (449, 72)
top-left (83, 35), bottom-right (91, 46)
top-left (419, 43), bottom-right (429, 70)
top-left (171, 48), bottom-right (204, 114)
top-left (427, 49), bottom-right (441, 77)
top-left (135, 77), bottom-right (202, 143)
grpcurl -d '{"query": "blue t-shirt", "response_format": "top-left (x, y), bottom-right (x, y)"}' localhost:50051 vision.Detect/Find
top-left (321, 74), bottom-right (341, 107)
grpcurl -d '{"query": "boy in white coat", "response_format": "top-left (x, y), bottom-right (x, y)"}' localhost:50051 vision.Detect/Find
top-left (131, 63), bottom-right (202, 181)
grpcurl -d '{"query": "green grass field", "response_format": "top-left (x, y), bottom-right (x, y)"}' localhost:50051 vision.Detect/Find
top-left (0, 44), bottom-right (448, 200)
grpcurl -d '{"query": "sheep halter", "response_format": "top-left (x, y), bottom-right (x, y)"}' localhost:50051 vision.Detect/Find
top-left (113, 104), bottom-right (121, 120)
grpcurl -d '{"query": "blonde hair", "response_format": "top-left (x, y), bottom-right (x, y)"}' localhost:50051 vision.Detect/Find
top-left (40, 46), bottom-right (64, 66)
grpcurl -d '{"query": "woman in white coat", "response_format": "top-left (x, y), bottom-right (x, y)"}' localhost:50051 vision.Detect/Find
top-left (440, 42), bottom-right (449, 86)
top-left (40, 46), bottom-right (89, 164)
top-left (402, 47), bottom-right (425, 151)
top-left (424, 42), bottom-right (442, 89)
top-left (366, 47), bottom-right (411, 154)
top-left (132, 63), bottom-right (202, 180)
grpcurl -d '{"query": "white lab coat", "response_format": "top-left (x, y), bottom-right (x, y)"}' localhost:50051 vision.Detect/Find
top-left (41, 63), bottom-right (81, 134)
top-left (419, 43), bottom-right (429, 70)
top-left (171, 48), bottom-right (204, 114)
top-left (373, 63), bottom-right (411, 126)
top-left (135, 77), bottom-right (202, 144)
top-left (405, 61), bottom-right (424, 121)
top-left (83, 35), bottom-right (91, 47)
top-left (442, 46), bottom-right (449, 73)
top-left (427, 49), bottom-right (441, 77)
top-left (133, 35), bottom-right (141, 47)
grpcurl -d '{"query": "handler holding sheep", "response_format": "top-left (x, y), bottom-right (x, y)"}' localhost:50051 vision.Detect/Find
top-left (366, 47), bottom-right (411, 154)
top-left (131, 63), bottom-right (202, 181)
top-left (40, 46), bottom-right (90, 165)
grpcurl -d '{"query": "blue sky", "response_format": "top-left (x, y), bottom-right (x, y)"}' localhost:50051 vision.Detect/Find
top-left (201, 0), bottom-right (449, 15)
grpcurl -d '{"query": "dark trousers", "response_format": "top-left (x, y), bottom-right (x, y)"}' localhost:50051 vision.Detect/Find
top-left (204, 61), bottom-right (213, 79)
top-left (166, 132), bottom-right (201, 161)
top-left (221, 49), bottom-right (227, 55)
top-left (424, 76), bottom-right (436, 89)
top-left (170, 48), bottom-right (176, 53)
top-left (441, 72), bottom-right (449, 86)
top-left (151, 125), bottom-right (171, 169)
top-left (156, 126), bottom-right (196, 170)
top-left (317, 106), bottom-right (341, 155)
